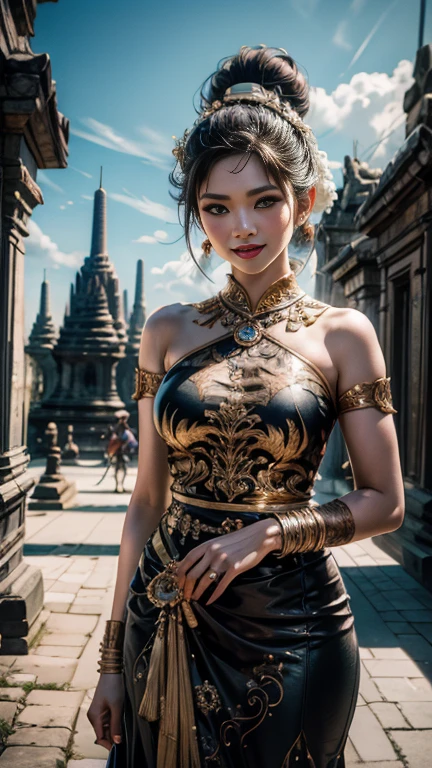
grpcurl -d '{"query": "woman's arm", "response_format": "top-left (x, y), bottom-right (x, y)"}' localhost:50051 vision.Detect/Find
top-left (110, 307), bottom-right (172, 622)
top-left (327, 307), bottom-right (405, 541)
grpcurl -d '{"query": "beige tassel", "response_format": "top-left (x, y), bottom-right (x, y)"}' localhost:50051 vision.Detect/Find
top-left (157, 606), bottom-right (180, 768)
top-left (138, 610), bottom-right (167, 720)
top-left (177, 608), bottom-right (201, 767)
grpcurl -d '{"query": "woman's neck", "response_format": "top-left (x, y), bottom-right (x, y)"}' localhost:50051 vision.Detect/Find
top-left (230, 253), bottom-right (293, 312)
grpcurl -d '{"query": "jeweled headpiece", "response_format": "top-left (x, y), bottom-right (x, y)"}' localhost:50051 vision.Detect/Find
top-left (172, 81), bottom-right (337, 215)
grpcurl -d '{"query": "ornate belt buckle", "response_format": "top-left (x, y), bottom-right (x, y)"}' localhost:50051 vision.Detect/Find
top-left (146, 560), bottom-right (182, 608)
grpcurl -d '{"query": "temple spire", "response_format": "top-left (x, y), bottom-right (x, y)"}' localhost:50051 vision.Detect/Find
top-left (127, 259), bottom-right (146, 349)
top-left (100, 165), bottom-right (103, 189)
top-left (90, 178), bottom-right (107, 258)
top-left (27, 274), bottom-right (57, 350)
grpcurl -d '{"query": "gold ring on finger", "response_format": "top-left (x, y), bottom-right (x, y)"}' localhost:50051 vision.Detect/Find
top-left (208, 570), bottom-right (218, 580)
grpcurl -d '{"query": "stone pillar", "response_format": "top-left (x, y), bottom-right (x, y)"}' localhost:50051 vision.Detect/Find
top-left (355, 44), bottom-right (432, 589)
top-left (0, 0), bottom-right (69, 654)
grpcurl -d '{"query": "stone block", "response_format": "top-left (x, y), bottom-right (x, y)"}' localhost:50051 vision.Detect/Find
top-left (39, 633), bottom-right (88, 647)
top-left (385, 621), bottom-right (418, 634)
top-left (34, 645), bottom-right (82, 658)
top-left (398, 701), bottom-right (432, 727)
top-left (0, 687), bottom-right (24, 701)
top-left (359, 671), bottom-right (384, 703)
top-left (374, 676), bottom-right (432, 701)
top-left (2, 654), bottom-right (78, 685)
top-left (69, 603), bottom-right (104, 615)
top-left (411, 622), bottom-right (432, 642)
top-left (47, 580), bottom-right (80, 594)
top-left (68, 761), bottom-right (108, 767)
top-left (6, 673), bottom-right (36, 684)
top-left (388, 729), bottom-right (432, 766)
top-left (369, 648), bottom-right (410, 660)
top-left (400, 609), bottom-right (432, 622)
top-left (7, 725), bottom-right (71, 748)
top-left (348, 705), bottom-right (397, 761)
top-left (0, 746), bottom-right (66, 767)
top-left (369, 702), bottom-right (408, 728)
top-left (25, 689), bottom-right (85, 708)
top-left (380, 611), bottom-right (403, 621)
top-left (16, 703), bottom-right (77, 729)
top-left (380, 590), bottom-right (425, 610)
top-left (363, 658), bottom-right (423, 677)
top-left (45, 612), bottom-right (98, 634)
top-left (397, 633), bottom-right (432, 661)
top-left (0, 701), bottom-right (18, 725)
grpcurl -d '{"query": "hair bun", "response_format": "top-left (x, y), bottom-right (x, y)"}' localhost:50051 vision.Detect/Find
top-left (202, 45), bottom-right (310, 118)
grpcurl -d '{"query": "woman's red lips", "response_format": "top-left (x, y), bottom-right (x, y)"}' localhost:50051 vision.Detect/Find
top-left (231, 244), bottom-right (265, 259)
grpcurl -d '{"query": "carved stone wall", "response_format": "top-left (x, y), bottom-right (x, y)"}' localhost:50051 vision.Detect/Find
top-left (0, 0), bottom-right (69, 653)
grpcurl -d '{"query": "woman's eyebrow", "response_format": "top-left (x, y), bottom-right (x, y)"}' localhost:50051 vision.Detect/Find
top-left (199, 184), bottom-right (279, 201)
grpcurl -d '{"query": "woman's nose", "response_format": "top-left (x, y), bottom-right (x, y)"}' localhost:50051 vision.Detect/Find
top-left (232, 215), bottom-right (257, 239)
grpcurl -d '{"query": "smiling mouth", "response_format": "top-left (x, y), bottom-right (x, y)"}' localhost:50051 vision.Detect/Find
top-left (231, 245), bottom-right (265, 259)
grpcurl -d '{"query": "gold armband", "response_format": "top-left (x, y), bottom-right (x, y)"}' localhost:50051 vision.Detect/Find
top-left (131, 367), bottom-right (165, 400)
top-left (337, 376), bottom-right (397, 415)
top-left (270, 498), bottom-right (355, 558)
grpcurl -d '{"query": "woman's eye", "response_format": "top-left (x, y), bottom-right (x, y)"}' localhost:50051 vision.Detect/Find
top-left (203, 196), bottom-right (281, 215)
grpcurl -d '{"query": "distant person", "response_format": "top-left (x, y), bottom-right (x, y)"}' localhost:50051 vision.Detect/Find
top-left (104, 410), bottom-right (138, 493)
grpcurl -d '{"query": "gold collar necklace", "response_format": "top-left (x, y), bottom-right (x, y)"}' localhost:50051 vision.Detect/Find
top-left (192, 272), bottom-right (330, 347)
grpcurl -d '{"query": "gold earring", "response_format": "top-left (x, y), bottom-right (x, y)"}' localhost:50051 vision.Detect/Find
top-left (201, 238), bottom-right (212, 256)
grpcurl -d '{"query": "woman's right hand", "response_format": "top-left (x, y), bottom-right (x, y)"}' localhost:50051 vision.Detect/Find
top-left (87, 673), bottom-right (125, 751)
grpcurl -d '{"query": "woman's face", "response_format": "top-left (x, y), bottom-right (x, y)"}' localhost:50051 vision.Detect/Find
top-left (197, 152), bottom-right (316, 275)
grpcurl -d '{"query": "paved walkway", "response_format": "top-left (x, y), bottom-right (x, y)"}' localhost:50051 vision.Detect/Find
top-left (0, 461), bottom-right (431, 766)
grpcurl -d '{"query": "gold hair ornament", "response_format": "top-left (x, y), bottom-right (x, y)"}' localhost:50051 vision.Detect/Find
top-left (172, 82), bottom-right (338, 215)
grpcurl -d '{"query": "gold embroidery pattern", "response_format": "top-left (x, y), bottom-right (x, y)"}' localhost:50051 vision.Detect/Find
top-left (165, 499), bottom-right (244, 544)
top-left (338, 376), bottom-right (397, 415)
top-left (207, 654), bottom-right (284, 760)
top-left (192, 272), bottom-right (331, 338)
top-left (195, 680), bottom-right (223, 716)
top-left (159, 338), bottom-right (334, 504)
top-left (131, 367), bottom-right (165, 400)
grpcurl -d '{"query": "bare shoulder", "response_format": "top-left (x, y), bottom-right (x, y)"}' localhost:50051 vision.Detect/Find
top-left (321, 305), bottom-right (387, 395)
top-left (138, 302), bottom-right (192, 370)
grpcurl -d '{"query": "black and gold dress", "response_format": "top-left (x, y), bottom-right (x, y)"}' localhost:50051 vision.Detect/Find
top-left (119, 272), bottom-right (396, 768)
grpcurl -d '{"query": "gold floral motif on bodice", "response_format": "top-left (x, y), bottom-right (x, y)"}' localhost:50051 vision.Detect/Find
top-left (153, 274), bottom-right (336, 506)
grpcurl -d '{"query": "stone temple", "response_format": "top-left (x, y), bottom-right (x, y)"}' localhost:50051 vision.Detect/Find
top-left (27, 178), bottom-right (145, 453)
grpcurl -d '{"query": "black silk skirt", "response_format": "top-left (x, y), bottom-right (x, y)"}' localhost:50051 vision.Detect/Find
top-left (118, 497), bottom-right (360, 768)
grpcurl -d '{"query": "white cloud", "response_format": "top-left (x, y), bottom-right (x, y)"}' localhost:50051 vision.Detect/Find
top-left (27, 220), bottom-right (84, 269)
top-left (133, 229), bottom-right (169, 244)
top-left (308, 59), bottom-right (414, 163)
top-left (328, 160), bottom-right (343, 170)
top-left (69, 166), bottom-right (93, 179)
top-left (344, 0), bottom-right (399, 73)
top-left (37, 171), bottom-right (64, 194)
top-left (109, 190), bottom-right (178, 224)
top-left (151, 249), bottom-right (230, 300)
top-left (70, 118), bottom-right (173, 170)
top-left (333, 20), bottom-right (352, 51)
top-left (81, 194), bottom-right (93, 201)
top-left (67, 201), bottom-right (74, 205)
top-left (350, 0), bottom-right (367, 12)
top-left (290, 0), bottom-right (320, 19)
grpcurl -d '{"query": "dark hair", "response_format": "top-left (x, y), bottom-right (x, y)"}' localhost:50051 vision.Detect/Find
top-left (169, 45), bottom-right (319, 277)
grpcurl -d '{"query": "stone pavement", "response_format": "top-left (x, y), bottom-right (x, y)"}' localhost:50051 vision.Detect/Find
top-left (0, 460), bottom-right (431, 767)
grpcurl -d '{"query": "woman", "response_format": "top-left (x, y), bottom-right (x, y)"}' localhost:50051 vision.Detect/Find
top-left (87, 45), bottom-right (404, 768)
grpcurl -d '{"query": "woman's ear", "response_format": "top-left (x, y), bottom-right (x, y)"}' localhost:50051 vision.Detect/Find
top-left (296, 186), bottom-right (316, 223)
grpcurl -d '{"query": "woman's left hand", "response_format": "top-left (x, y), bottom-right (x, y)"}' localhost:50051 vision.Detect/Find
top-left (175, 518), bottom-right (282, 605)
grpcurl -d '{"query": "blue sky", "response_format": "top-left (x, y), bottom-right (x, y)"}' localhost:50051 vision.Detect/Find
top-left (25, 0), bottom-right (430, 335)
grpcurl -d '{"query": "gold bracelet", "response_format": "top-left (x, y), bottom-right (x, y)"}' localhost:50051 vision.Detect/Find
top-left (97, 619), bottom-right (125, 675)
top-left (270, 499), bottom-right (355, 558)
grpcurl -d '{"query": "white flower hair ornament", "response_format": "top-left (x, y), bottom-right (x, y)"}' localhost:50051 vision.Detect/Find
top-left (172, 82), bottom-right (338, 217)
